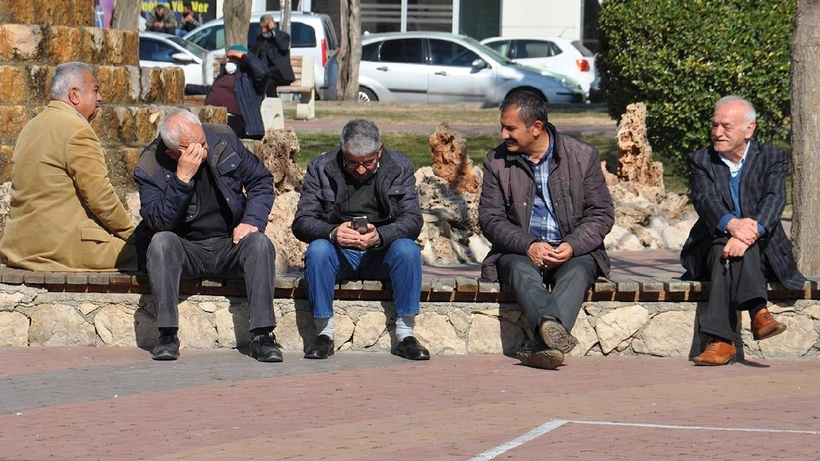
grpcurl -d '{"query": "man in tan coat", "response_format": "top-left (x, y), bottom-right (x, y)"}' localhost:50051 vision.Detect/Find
top-left (0, 61), bottom-right (136, 271)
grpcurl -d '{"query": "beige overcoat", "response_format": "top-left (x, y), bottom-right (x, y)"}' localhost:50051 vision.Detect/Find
top-left (0, 101), bottom-right (136, 271)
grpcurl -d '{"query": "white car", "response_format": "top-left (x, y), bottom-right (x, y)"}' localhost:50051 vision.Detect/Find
top-left (357, 32), bottom-right (584, 106)
top-left (138, 31), bottom-right (206, 85)
top-left (481, 36), bottom-right (596, 100)
top-left (183, 11), bottom-right (339, 100)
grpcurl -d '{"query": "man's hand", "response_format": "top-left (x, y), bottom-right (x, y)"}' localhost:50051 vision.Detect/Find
top-left (232, 223), bottom-right (258, 244)
top-left (334, 222), bottom-right (380, 250)
top-left (723, 236), bottom-right (750, 259)
top-left (725, 218), bottom-right (759, 245)
top-left (174, 142), bottom-right (207, 183)
top-left (227, 49), bottom-right (246, 61)
top-left (528, 241), bottom-right (573, 270)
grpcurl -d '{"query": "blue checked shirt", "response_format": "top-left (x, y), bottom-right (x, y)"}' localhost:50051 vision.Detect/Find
top-left (524, 126), bottom-right (562, 244)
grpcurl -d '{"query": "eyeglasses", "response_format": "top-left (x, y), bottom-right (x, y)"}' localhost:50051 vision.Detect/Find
top-left (343, 145), bottom-right (382, 170)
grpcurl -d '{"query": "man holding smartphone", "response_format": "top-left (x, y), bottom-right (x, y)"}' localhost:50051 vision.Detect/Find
top-left (292, 119), bottom-right (430, 361)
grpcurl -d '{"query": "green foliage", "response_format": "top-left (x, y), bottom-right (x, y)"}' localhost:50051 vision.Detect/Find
top-left (597, 0), bottom-right (795, 173)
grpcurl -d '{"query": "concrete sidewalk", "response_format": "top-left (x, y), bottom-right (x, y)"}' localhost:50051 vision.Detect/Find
top-left (1, 347), bottom-right (818, 460)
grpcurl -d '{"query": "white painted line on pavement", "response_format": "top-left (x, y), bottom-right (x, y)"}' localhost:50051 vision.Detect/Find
top-left (566, 419), bottom-right (820, 435)
top-left (470, 418), bottom-right (820, 460)
top-left (469, 419), bottom-right (569, 461)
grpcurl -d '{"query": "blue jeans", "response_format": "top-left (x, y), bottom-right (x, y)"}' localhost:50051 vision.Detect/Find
top-left (304, 238), bottom-right (421, 318)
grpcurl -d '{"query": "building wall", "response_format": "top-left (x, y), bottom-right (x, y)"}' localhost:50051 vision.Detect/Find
top-left (500, 0), bottom-right (580, 40)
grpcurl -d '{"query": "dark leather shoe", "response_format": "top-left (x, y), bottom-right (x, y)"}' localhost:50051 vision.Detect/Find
top-left (304, 334), bottom-right (334, 359)
top-left (516, 337), bottom-right (564, 370)
top-left (751, 308), bottom-right (787, 340)
top-left (152, 334), bottom-right (179, 361)
top-left (538, 317), bottom-right (578, 354)
top-left (693, 340), bottom-right (736, 366)
top-left (250, 334), bottom-right (283, 363)
top-left (394, 336), bottom-right (430, 360)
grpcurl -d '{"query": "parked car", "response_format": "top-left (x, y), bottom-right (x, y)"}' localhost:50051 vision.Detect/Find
top-left (138, 31), bottom-right (207, 85)
top-left (480, 36), bottom-right (596, 100)
top-left (356, 32), bottom-right (584, 105)
top-left (183, 11), bottom-right (339, 100)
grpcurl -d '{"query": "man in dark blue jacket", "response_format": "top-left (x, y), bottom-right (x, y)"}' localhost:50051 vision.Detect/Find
top-left (292, 119), bottom-right (430, 361)
top-left (134, 110), bottom-right (280, 362)
top-left (681, 96), bottom-right (805, 366)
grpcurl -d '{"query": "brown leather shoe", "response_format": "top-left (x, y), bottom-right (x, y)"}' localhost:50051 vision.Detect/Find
top-left (692, 340), bottom-right (736, 366)
top-left (751, 308), bottom-right (787, 341)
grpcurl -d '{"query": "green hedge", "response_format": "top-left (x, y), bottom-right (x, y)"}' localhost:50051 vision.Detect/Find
top-left (597, 0), bottom-right (795, 173)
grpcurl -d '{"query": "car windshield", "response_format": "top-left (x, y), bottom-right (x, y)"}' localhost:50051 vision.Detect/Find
top-left (459, 36), bottom-right (516, 65)
top-left (164, 35), bottom-right (207, 59)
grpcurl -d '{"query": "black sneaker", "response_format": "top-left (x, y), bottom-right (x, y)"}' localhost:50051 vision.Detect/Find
top-left (250, 334), bottom-right (283, 363)
top-left (152, 334), bottom-right (179, 361)
top-left (516, 337), bottom-right (564, 370)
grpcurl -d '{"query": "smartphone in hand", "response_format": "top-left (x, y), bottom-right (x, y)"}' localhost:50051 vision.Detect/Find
top-left (351, 216), bottom-right (368, 232)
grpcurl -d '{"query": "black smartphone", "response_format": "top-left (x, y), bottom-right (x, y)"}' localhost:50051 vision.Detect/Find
top-left (351, 216), bottom-right (368, 230)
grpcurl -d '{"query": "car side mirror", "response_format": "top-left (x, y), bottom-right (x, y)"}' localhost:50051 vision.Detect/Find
top-left (471, 58), bottom-right (488, 70)
top-left (171, 52), bottom-right (196, 64)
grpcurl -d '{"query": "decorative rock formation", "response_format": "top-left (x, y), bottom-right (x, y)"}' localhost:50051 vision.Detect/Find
top-left (429, 123), bottom-right (481, 194)
top-left (255, 127), bottom-right (304, 195)
top-left (603, 103), bottom-right (696, 251)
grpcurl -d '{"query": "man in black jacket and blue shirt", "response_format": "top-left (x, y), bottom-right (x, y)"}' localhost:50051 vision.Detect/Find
top-left (134, 110), bottom-right (280, 362)
top-left (681, 95), bottom-right (805, 366)
top-left (292, 119), bottom-right (430, 361)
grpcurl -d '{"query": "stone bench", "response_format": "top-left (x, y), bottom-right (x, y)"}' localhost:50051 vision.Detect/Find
top-left (1, 266), bottom-right (818, 360)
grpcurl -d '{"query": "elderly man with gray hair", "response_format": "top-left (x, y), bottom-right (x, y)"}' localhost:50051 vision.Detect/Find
top-left (682, 95), bottom-right (805, 366)
top-left (133, 110), bottom-right (279, 362)
top-left (0, 61), bottom-right (136, 271)
top-left (292, 119), bottom-right (430, 361)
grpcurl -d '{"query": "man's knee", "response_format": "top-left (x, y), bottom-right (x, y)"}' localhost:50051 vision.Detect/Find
top-left (147, 232), bottom-right (179, 259)
top-left (305, 239), bottom-right (336, 265)
top-left (386, 238), bottom-right (421, 264)
top-left (242, 232), bottom-right (275, 255)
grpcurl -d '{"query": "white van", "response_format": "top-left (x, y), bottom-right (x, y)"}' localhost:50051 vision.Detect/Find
top-left (183, 11), bottom-right (339, 100)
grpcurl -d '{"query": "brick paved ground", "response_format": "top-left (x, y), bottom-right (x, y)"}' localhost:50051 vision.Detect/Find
top-left (1, 347), bottom-right (819, 460)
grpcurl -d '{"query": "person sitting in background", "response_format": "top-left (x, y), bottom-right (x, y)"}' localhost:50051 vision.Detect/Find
top-left (146, 3), bottom-right (176, 35)
top-left (185, 45), bottom-right (270, 140)
top-left (251, 14), bottom-right (295, 97)
top-left (175, 2), bottom-right (200, 37)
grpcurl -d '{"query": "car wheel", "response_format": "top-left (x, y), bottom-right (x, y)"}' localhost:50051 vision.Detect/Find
top-left (358, 87), bottom-right (377, 102)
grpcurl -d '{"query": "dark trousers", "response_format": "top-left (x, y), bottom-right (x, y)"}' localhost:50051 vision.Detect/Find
top-left (696, 236), bottom-right (768, 346)
top-left (264, 69), bottom-right (294, 97)
top-left (497, 253), bottom-right (599, 333)
top-left (146, 232), bottom-right (276, 331)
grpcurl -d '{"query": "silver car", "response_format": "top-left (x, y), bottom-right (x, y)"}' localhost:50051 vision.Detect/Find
top-left (357, 32), bottom-right (585, 105)
top-left (139, 32), bottom-right (206, 85)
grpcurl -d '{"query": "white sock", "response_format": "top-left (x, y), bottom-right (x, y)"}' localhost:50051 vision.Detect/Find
top-left (395, 315), bottom-right (415, 342)
top-left (315, 317), bottom-right (334, 340)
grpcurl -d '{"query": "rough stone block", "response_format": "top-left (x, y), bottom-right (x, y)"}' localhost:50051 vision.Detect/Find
top-left (0, 106), bottom-right (31, 144)
top-left (0, 311), bottom-right (28, 346)
top-left (0, 144), bottom-right (13, 184)
top-left (24, 65), bottom-right (51, 105)
top-left (0, 66), bottom-right (28, 103)
top-left (46, 26), bottom-right (83, 64)
top-left (1, 0), bottom-right (95, 27)
top-left (97, 66), bottom-right (139, 105)
top-left (140, 67), bottom-right (185, 104)
top-left (103, 29), bottom-right (139, 66)
top-left (0, 25), bottom-right (43, 62)
top-left (78, 27), bottom-right (106, 65)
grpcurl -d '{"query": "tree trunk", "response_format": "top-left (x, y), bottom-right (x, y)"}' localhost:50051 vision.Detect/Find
top-left (337, 0), bottom-right (362, 101)
top-left (223, 0), bottom-right (253, 49)
top-left (791, 0), bottom-right (820, 276)
top-left (281, 0), bottom-right (292, 35)
top-left (110, 0), bottom-right (141, 30)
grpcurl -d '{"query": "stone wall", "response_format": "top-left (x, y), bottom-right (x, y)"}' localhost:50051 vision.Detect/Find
top-left (2, 282), bottom-right (818, 359)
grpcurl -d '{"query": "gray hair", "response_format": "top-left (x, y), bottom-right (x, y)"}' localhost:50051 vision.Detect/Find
top-left (50, 62), bottom-right (93, 100)
top-left (500, 88), bottom-right (548, 128)
top-left (715, 95), bottom-right (756, 126)
top-left (340, 119), bottom-right (382, 158)
top-left (159, 110), bottom-right (202, 152)
top-left (260, 14), bottom-right (274, 24)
